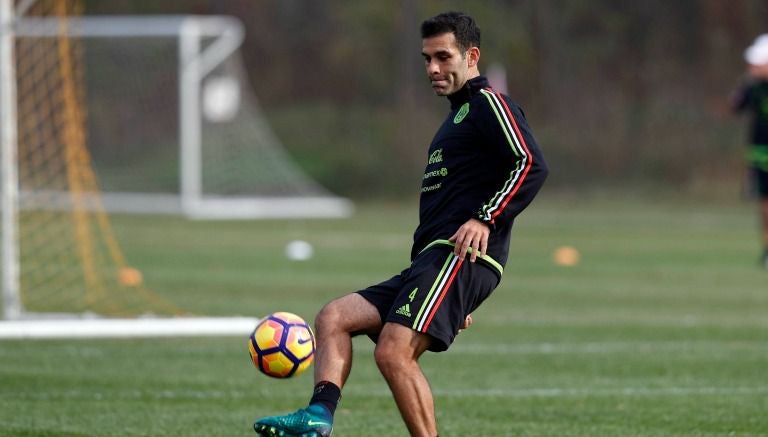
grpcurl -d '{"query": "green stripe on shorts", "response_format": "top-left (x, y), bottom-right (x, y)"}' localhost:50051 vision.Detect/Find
top-left (418, 239), bottom-right (504, 276)
top-left (411, 251), bottom-right (455, 331)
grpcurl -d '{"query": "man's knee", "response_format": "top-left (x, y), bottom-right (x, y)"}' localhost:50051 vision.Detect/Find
top-left (316, 299), bottom-right (344, 331)
top-left (374, 323), bottom-right (430, 372)
top-left (374, 338), bottom-right (403, 375)
top-left (316, 293), bottom-right (382, 336)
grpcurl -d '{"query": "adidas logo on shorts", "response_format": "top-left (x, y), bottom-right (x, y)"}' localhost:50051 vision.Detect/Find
top-left (396, 303), bottom-right (412, 318)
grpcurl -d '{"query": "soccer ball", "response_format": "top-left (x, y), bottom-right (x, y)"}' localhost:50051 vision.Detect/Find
top-left (248, 312), bottom-right (315, 378)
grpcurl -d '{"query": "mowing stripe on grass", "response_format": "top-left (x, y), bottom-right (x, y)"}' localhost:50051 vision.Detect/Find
top-left (9, 386), bottom-right (767, 401)
top-left (428, 386), bottom-right (768, 398)
top-left (448, 340), bottom-right (768, 355)
top-left (350, 339), bottom-right (768, 355)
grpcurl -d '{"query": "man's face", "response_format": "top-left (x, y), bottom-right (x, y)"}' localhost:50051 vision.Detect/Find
top-left (422, 32), bottom-right (470, 96)
top-left (749, 63), bottom-right (768, 80)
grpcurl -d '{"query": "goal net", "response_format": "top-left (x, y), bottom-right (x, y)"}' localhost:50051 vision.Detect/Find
top-left (14, 11), bottom-right (351, 219)
top-left (0, 0), bottom-right (325, 335)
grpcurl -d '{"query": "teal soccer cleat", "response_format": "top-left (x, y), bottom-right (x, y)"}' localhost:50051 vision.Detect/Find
top-left (254, 404), bottom-right (333, 437)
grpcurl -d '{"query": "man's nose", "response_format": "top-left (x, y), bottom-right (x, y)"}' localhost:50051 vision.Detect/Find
top-left (426, 60), bottom-right (439, 76)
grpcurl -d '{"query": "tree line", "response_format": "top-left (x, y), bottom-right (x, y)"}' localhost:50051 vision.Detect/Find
top-left (85, 0), bottom-right (768, 199)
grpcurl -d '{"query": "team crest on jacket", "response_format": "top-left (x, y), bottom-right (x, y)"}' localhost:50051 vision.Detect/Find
top-left (453, 102), bottom-right (469, 124)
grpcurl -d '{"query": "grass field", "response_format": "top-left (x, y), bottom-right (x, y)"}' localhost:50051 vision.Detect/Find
top-left (2, 194), bottom-right (767, 436)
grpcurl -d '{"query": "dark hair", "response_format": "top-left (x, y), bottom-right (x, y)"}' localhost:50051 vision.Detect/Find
top-left (420, 11), bottom-right (481, 52)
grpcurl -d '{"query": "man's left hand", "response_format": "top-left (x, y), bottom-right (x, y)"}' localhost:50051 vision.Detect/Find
top-left (448, 218), bottom-right (489, 262)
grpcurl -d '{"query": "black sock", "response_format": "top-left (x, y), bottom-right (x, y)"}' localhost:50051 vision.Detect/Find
top-left (309, 381), bottom-right (341, 416)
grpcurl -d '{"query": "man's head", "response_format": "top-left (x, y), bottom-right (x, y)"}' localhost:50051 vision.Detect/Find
top-left (421, 12), bottom-right (481, 96)
top-left (746, 34), bottom-right (768, 80)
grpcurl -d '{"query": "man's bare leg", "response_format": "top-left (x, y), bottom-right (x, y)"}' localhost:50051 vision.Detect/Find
top-left (254, 293), bottom-right (381, 436)
top-left (374, 323), bottom-right (437, 437)
top-left (314, 293), bottom-right (383, 388)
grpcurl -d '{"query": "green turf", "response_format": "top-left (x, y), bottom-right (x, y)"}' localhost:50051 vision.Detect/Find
top-left (1, 195), bottom-right (767, 436)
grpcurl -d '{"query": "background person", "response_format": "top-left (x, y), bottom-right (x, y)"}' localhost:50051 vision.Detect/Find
top-left (732, 34), bottom-right (768, 269)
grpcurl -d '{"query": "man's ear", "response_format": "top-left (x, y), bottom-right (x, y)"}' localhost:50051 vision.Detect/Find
top-left (467, 47), bottom-right (481, 68)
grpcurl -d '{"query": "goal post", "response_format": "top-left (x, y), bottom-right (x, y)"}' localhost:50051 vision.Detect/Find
top-left (1, 0), bottom-right (21, 320)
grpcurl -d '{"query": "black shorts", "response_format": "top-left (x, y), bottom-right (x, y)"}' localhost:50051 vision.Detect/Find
top-left (357, 245), bottom-right (501, 352)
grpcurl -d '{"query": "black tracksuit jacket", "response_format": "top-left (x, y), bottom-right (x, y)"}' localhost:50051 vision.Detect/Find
top-left (411, 76), bottom-right (549, 272)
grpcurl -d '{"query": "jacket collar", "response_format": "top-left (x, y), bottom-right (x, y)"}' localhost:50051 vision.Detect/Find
top-left (448, 75), bottom-right (489, 109)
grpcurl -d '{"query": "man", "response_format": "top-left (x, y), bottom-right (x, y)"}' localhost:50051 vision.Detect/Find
top-left (733, 34), bottom-right (768, 269)
top-left (254, 11), bottom-right (548, 436)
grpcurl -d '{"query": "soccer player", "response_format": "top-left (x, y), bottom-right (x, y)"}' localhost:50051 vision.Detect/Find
top-left (254, 11), bottom-right (548, 436)
top-left (733, 34), bottom-right (768, 269)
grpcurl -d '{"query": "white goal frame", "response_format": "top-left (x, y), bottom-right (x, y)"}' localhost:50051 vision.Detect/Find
top-left (0, 316), bottom-right (261, 339)
top-left (8, 13), bottom-right (352, 220)
top-left (0, 3), bottom-right (291, 334)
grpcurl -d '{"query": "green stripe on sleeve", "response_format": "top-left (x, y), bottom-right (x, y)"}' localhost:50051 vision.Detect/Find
top-left (480, 90), bottom-right (521, 157)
